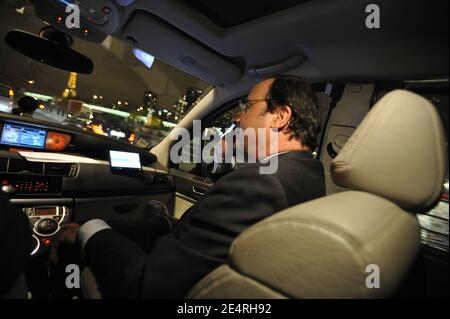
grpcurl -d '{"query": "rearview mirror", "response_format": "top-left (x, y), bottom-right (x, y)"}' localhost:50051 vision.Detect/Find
top-left (4, 27), bottom-right (94, 74)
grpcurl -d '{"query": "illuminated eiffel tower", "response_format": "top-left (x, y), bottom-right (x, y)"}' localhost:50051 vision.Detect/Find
top-left (62, 72), bottom-right (78, 98)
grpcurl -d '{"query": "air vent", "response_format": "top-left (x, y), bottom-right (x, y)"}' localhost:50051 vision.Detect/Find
top-left (0, 158), bottom-right (76, 176)
top-left (44, 163), bottom-right (75, 177)
top-left (0, 158), bottom-right (8, 172)
top-left (8, 159), bottom-right (44, 174)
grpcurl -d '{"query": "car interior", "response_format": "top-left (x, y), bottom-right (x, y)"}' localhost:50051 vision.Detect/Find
top-left (0, 0), bottom-right (448, 299)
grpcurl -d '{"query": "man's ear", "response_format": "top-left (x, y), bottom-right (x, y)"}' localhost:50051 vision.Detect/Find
top-left (270, 106), bottom-right (292, 131)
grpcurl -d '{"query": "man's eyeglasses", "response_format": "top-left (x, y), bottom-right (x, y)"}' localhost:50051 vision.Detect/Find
top-left (238, 98), bottom-right (269, 113)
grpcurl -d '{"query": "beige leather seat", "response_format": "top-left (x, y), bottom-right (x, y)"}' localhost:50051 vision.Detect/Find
top-left (82, 90), bottom-right (447, 298)
top-left (187, 90), bottom-right (447, 298)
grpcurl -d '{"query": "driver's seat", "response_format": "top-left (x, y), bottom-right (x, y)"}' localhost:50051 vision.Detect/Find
top-left (186, 90), bottom-right (447, 298)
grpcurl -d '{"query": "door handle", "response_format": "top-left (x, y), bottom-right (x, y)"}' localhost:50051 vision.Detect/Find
top-left (192, 186), bottom-right (207, 197)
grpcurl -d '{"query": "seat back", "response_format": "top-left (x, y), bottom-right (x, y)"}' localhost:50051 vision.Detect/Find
top-left (187, 90), bottom-right (447, 298)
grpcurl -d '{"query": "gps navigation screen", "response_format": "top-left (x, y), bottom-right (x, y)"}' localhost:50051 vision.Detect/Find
top-left (109, 150), bottom-right (141, 170)
top-left (1, 123), bottom-right (47, 149)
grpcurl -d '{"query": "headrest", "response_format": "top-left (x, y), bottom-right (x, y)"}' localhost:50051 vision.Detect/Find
top-left (331, 90), bottom-right (447, 212)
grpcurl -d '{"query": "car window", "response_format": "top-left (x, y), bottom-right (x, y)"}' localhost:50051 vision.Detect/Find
top-left (0, 5), bottom-right (213, 148)
top-left (178, 105), bottom-right (241, 176)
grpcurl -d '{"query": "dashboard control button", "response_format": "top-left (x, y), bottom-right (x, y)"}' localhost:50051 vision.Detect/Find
top-left (29, 217), bottom-right (40, 225)
top-left (42, 238), bottom-right (52, 247)
top-left (23, 208), bottom-right (34, 216)
top-left (36, 218), bottom-right (58, 235)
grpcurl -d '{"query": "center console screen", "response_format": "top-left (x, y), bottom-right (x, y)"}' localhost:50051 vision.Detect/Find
top-left (109, 150), bottom-right (142, 170)
top-left (1, 123), bottom-right (47, 149)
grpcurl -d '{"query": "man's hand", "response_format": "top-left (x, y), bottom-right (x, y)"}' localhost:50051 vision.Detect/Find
top-left (49, 223), bottom-right (81, 265)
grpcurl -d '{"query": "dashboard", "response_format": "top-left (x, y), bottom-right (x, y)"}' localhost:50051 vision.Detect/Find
top-left (0, 113), bottom-right (157, 164)
top-left (0, 115), bottom-right (173, 257)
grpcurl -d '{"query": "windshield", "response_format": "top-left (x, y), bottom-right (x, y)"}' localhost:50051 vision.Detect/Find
top-left (0, 3), bottom-right (213, 149)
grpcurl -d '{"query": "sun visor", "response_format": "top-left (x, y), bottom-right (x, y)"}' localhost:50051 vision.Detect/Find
top-left (122, 11), bottom-right (242, 86)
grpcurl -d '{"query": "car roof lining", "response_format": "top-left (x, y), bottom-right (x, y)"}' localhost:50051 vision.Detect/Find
top-left (31, 0), bottom-right (449, 86)
top-left (176, 0), bottom-right (312, 28)
top-left (119, 0), bottom-right (448, 84)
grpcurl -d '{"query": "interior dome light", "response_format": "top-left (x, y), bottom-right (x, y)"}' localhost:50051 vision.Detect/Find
top-left (133, 48), bottom-right (155, 69)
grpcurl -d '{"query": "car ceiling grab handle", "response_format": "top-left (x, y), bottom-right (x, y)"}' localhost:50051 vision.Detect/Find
top-left (247, 54), bottom-right (305, 77)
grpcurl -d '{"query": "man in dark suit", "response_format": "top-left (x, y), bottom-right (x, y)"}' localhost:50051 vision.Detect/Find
top-left (52, 75), bottom-right (326, 298)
